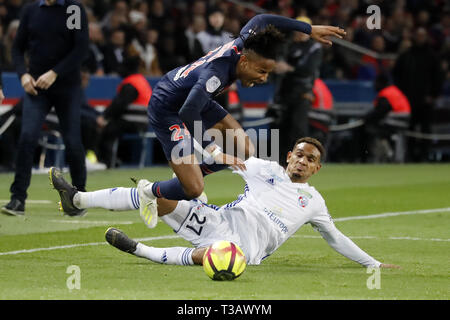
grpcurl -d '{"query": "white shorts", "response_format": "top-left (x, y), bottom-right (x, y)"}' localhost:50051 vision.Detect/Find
top-left (161, 200), bottom-right (244, 252)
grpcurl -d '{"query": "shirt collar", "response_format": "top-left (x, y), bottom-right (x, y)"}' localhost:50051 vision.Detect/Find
top-left (39, 0), bottom-right (65, 7)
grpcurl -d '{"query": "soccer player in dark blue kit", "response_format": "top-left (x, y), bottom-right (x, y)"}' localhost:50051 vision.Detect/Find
top-left (51, 14), bottom-right (345, 226)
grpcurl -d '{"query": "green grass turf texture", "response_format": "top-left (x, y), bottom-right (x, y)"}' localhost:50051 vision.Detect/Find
top-left (0, 164), bottom-right (449, 300)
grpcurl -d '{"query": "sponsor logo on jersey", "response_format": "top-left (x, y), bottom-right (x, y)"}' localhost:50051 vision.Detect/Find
top-left (264, 208), bottom-right (288, 234)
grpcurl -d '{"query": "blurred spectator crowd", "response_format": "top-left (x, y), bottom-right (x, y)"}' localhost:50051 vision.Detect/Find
top-left (0, 0), bottom-right (448, 81)
top-left (0, 0), bottom-right (449, 169)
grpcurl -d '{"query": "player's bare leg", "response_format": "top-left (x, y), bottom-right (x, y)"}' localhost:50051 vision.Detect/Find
top-left (212, 114), bottom-right (255, 159)
top-left (169, 154), bottom-right (204, 199)
top-left (141, 115), bottom-right (251, 203)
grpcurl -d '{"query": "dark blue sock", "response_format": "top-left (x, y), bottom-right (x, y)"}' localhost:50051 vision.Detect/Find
top-left (151, 163), bottom-right (229, 200)
top-left (151, 178), bottom-right (189, 200)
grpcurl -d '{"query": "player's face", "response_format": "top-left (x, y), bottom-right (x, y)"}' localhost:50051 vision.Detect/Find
top-left (237, 53), bottom-right (276, 88)
top-left (286, 143), bottom-right (322, 183)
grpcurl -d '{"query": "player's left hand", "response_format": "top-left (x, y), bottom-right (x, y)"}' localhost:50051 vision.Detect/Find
top-left (0, 88), bottom-right (4, 104)
top-left (310, 25), bottom-right (346, 46)
top-left (36, 70), bottom-right (58, 90)
top-left (214, 152), bottom-right (247, 172)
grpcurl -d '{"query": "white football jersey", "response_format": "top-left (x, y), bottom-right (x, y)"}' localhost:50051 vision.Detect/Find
top-left (218, 157), bottom-right (380, 266)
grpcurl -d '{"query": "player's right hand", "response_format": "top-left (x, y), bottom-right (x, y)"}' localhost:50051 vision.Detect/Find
top-left (310, 25), bottom-right (346, 46)
top-left (214, 152), bottom-right (247, 171)
top-left (21, 73), bottom-right (38, 96)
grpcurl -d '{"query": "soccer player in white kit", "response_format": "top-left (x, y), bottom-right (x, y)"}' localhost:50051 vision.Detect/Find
top-left (49, 137), bottom-right (399, 268)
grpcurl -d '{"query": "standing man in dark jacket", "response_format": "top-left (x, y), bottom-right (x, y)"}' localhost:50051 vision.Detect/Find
top-left (1, 0), bottom-right (89, 216)
top-left (273, 16), bottom-right (323, 165)
top-left (393, 27), bottom-right (444, 161)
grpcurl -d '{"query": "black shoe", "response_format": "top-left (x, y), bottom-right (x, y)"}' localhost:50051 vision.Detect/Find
top-left (105, 227), bottom-right (138, 254)
top-left (1, 199), bottom-right (25, 216)
top-left (48, 167), bottom-right (87, 217)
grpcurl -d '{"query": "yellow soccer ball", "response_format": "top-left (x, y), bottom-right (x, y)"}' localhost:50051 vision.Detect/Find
top-left (202, 241), bottom-right (247, 281)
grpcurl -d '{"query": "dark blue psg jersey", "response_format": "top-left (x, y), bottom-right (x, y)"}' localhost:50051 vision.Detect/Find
top-left (150, 14), bottom-right (311, 109)
top-left (148, 14), bottom-right (311, 135)
top-left (151, 39), bottom-right (242, 112)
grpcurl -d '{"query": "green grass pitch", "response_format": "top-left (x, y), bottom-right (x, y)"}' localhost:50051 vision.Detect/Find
top-left (0, 164), bottom-right (449, 300)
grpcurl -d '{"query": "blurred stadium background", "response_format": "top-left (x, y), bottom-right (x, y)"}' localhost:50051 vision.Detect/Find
top-left (1, 0), bottom-right (449, 169)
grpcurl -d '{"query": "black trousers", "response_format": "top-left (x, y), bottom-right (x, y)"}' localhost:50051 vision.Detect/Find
top-left (278, 94), bottom-right (310, 165)
top-left (407, 102), bottom-right (433, 162)
top-left (10, 84), bottom-right (86, 202)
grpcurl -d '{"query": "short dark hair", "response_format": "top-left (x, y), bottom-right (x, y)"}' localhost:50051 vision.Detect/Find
top-left (243, 25), bottom-right (285, 60)
top-left (293, 137), bottom-right (325, 161)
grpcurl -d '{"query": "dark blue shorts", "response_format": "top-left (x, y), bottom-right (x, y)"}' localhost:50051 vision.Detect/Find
top-left (148, 98), bottom-right (229, 160)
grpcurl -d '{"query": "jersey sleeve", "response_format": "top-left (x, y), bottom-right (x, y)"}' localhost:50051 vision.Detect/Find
top-left (309, 197), bottom-right (381, 267)
top-left (239, 14), bottom-right (312, 42)
top-left (178, 58), bottom-right (231, 146)
top-left (232, 156), bottom-right (267, 179)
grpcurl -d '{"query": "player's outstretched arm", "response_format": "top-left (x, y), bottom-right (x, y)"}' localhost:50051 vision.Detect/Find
top-left (311, 218), bottom-right (400, 268)
top-left (239, 14), bottom-right (346, 46)
top-left (310, 25), bottom-right (346, 46)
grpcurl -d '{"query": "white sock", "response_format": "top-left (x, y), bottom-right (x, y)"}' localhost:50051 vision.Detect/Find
top-left (73, 187), bottom-right (140, 210)
top-left (133, 243), bottom-right (194, 265)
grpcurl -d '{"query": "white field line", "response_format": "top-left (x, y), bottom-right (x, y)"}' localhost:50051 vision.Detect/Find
top-left (292, 235), bottom-right (450, 242)
top-left (334, 207), bottom-right (450, 222)
top-left (0, 235), bottom-right (179, 256)
top-left (0, 207), bottom-right (449, 256)
top-left (48, 220), bottom-right (135, 225)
